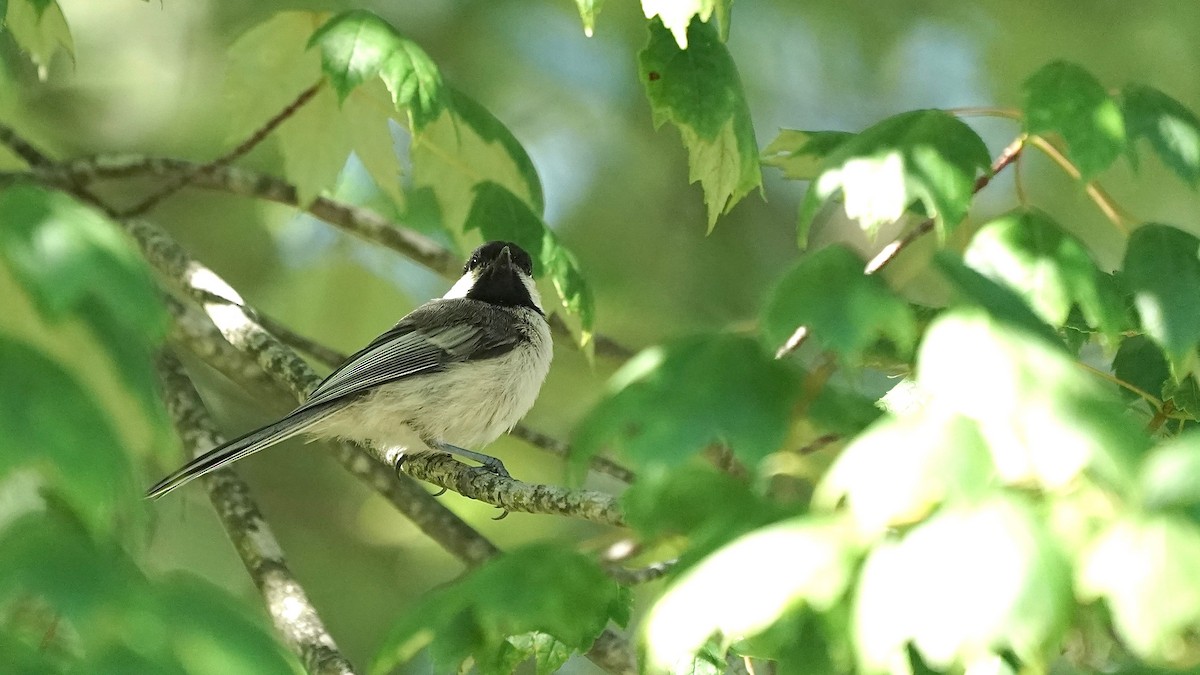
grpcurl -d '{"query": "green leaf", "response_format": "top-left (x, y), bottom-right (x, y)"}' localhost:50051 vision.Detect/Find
top-left (917, 308), bottom-right (1147, 492)
top-left (815, 412), bottom-right (994, 536)
top-left (935, 253), bottom-right (1064, 347)
top-left (1122, 84), bottom-right (1200, 187)
top-left (964, 208), bottom-right (1124, 341)
top-left (640, 0), bottom-right (731, 48)
top-left (799, 110), bottom-right (990, 246)
top-left (644, 516), bottom-right (857, 671)
top-left (1123, 223), bottom-right (1200, 371)
top-left (1080, 514), bottom-right (1200, 664)
top-left (572, 334), bottom-right (799, 474)
top-left (1113, 335), bottom-right (1170, 404)
top-left (640, 18), bottom-right (761, 230)
top-left (1139, 434), bottom-right (1200, 523)
top-left (411, 88), bottom-right (545, 236)
top-left (854, 497), bottom-right (1071, 671)
top-left (309, 10), bottom-right (445, 128)
top-left (573, 0), bottom-right (603, 37)
top-left (276, 85), bottom-right (355, 206)
top-left (761, 130), bottom-right (855, 181)
top-left (0, 185), bottom-right (167, 427)
top-left (4, 0), bottom-right (74, 76)
top-left (1023, 61), bottom-right (1125, 178)
top-left (371, 544), bottom-right (625, 675)
top-left (0, 339), bottom-right (136, 535)
top-left (463, 182), bottom-right (595, 344)
top-left (762, 244), bottom-right (916, 362)
top-left (502, 633), bottom-right (571, 675)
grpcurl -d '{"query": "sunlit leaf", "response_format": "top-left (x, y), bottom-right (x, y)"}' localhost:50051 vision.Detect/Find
top-left (935, 253), bottom-right (1063, 347)
top-left (640, 0), bottom-right (731, 48)
top-left (917, 309), bottom-right (1146, 492)
top-left (762, 244), bottom-right (916, 362)
top-left (815, 412), bottom-right (994, 536)
top-left (1123, 223), bottom-right (1200, 372)
top-left (371, 544), bottom-right (626, 675)
top-left (644, 516), bottom-right (856, 671)
top-left (1023, 61), bottom-right (1125, 178)
top-left (640, 17), bottom-right (761, 230)
top-left (855, 497), bottom-right (1071, 671)
top-left (4, 0), bottom-right (73, 76)
top-left (1123, 84), bottom-right (1200, 187)
top-left (799, 110), bottom-right (989, 245)
top-left (463, 182), bottom-right (595, 344)
top-left (762, 129), bottom-right (855, 181)
top-left (1139, 434), bottom-right (1200, 523)
top-left (1080, 514), bottom-right (1200, 664)
top-left (309, 9), bottom-right (445, 129)
top-left (965, 209), bottom-right (1123, 340)
top-left (573, 335), bottom-right (799, 475)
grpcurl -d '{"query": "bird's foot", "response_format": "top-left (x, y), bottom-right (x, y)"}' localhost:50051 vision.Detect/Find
top-left (432, 441), bottom-right (511, 479)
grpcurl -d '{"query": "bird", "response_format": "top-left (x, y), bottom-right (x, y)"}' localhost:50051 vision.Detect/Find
top-left (147, 241), bottom-right (553, 499)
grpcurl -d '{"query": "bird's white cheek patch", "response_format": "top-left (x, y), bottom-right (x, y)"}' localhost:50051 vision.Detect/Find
top-left (442, 271), bottom-right (479, 299)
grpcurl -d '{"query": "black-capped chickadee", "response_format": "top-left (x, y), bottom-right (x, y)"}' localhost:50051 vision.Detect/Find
top-left (147, 241), bottom-right (553, 499)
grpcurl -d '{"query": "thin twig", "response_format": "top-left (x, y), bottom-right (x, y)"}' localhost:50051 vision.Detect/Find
top-left (120, 82), bottom-right (324, 218)
top-left (1027, 134), bottom-right (1134, 232)
top-left (0, 125), bottom-right (54, 167)
top-left (156, 351), bottom-right (356, 675)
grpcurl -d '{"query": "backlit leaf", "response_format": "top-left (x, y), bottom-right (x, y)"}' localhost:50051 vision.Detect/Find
top-left (4, 0), bottom-right (73, 76)
top-left (1122, 223), bottom-right (1200, 371)
top-left (799, 110), bottom-right (989, 245)
top-left (762, 130), bottom-right (854, 181)
top-left (640, 0), bottom-right (731, 48)
top-left (1023, 61), bottom-right (1125, 178)
top-left (1122, 84), bottom-right (1200, 187)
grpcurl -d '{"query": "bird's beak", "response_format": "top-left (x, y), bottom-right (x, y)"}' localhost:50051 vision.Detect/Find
top-left (497, 245), bottom-right (513, 269)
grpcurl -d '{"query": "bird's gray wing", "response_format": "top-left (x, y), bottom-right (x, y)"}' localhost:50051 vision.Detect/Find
top-left (296, 299), bottom-right (520, 413)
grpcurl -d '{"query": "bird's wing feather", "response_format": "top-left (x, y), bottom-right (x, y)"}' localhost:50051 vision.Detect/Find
top-left (297, 299), bottom-right (520, 413)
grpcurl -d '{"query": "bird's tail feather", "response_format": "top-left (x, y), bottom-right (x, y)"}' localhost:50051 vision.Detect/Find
top-left (146, 406), bottom-right (335, 500)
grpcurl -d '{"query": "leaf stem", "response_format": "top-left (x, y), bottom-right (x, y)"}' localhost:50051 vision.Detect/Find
top-left (1027, 134), bottom-right (1135, 233)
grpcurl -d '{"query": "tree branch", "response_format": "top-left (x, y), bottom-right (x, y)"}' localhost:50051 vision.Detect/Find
top-left (155, 350), bottom-right (356, 675)
top-left (50, 154), bottom-right (637, 359)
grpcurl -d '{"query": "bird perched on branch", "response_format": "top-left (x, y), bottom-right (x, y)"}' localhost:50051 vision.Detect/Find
top-left (148, 241), bottom-right (553, 499)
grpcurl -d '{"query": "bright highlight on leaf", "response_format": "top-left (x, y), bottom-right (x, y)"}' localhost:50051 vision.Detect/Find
top-left (572, 335), bottom-right (799, 475)
top-left (1080, 515), bottom-right (1200, 663)
top-left (644, 517), bottom-right (856, 671)
top-left (640, 17), bottom-right (761, 230)
top-left (1023, 61), bottom-right (1126, 178)
top-left (1122, 84), bottom-right (1200, 188)
top-left (1122, 223), bottom-right (1200, 371)
top-left (964, 209), bottom-right (1126, 341)
top-left (4, 0), bottom-right (74, 77)
top-left (854, 497), bottom-right (1071, 671)
top-left (762, 244), bottom-right (916, 362)
top-left (370, 545), bottom-right (626, 675)
top-left (798, 110), bottom-right (990, 246)
top-left (641, 0), bottom-right (732, 48)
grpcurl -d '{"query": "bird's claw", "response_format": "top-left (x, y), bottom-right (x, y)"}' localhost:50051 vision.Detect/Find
top-left (492, 509), bottom-right (510, 521)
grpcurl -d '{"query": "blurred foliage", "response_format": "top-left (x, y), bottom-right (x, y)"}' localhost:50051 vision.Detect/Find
top-left (5, 1), bottom-right (1200, 674)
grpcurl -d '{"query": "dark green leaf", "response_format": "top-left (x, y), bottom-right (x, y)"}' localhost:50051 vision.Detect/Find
top-left (1113, 335), bottom-right (1170, 404)
top-left (798, 110), bottom-right (989, 245)
top-left (1023, 61), bottom-right (1125, 178)
top-left (965, 209), bottom-right (1121, 340)
top-left (640, 17), bottom-right (761, 229)
top-left (1122, 223), bottom-right (1200, 370)
top-left (644, 516), bottom-right (856, 671)
top-left (572, 334), bottom-right (799, 474)
top-left (0, 338), bottom-right (135, 534)
top-left (934, 253), bottom-right (1064, 348)
top-left (1122, 84), bottom-right (1200, 187)
top-left (1080, 514), bottom-right (1200, 663)
top-left (464, 182), bottom-right (595, 344)
top-left (761, 130), bottom-right (854, 181)
top-left (807, 383), bottom-right (884, 436)
top-left (855, 497), bottom-right (1071, 671)
top-left (1165, 375), bottom-right (1200, 418)
top-left (309, 10), bottom-right (445, 128)
top-left (762, 244), bottom-right (916, 362)
top-left (0, 184), bottom-right (167, 422)
top-left (371, 544), bottom-right (625, 675)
